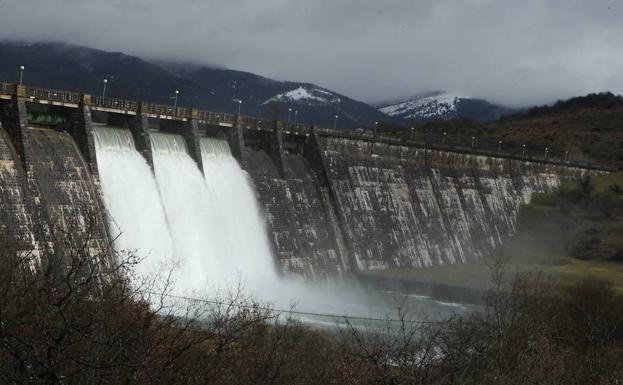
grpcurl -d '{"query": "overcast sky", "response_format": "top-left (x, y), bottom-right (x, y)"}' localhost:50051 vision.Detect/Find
top-left (1, 0), bottom-right (622, 106)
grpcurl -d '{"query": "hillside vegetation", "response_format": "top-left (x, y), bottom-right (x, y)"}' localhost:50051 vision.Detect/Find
top-left (519, 172), bottom-right (623, 262)
top-left (1, 233), bottom-right (623, 384)
top-left (406, 92), bottom-right (623, 167)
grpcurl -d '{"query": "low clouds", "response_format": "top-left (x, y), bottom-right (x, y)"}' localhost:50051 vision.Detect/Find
top-left (1, 0), bottom-right (622, 106)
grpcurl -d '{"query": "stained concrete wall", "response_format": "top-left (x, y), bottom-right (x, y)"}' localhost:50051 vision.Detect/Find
top-left (0, 96), bottom-right (110, 265)
top-left (243, 148), bottom-right (347, 279)
top-left (0, 129), bottom-right (43, 257)
top-left (22, 127), bottom-right (110, 257)
top-left (316, 136), bottom-right (594, 271)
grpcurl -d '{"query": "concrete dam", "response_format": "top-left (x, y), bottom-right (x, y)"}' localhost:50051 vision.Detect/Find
top-left (0, 82), bottom-right (606, 286)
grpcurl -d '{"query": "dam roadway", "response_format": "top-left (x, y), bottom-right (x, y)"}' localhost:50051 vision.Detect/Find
top-left (0, 81), bottom-right (615, 280)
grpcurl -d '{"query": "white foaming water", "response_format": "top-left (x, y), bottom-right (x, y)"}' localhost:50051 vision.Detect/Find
top-left (199, 138), bottom-right (279, 289)
top-left (93, 126), bottom-right (175, 277)
top-left (94, 127), bottom-right (277, 296)
top-left (149, 132), bottom-right (226, 293)
top-left (149, 132), bottom-right (280, 296)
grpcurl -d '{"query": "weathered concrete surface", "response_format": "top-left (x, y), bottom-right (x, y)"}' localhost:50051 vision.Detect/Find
top-left (0, 129), bottom-right (43, 257)
top-left (317, 137), bottom-right (593, 272)
top-left (243, 148), bottom-right (346, 279)
top-left (23, 127), bottom-right (110, 257)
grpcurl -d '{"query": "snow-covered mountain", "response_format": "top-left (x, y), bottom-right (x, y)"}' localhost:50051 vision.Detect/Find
top-left (263, 86), bottom-right (342, 106)
top-left (379, 92), bottom-right (511, 123)
top-left (0, 42), bottom-right (389, 129)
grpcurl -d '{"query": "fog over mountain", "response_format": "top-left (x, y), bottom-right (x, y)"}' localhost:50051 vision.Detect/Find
top-left (1, 0), bottom-right (622, 107)
top-left (0, 42), bottom-right (391, 128)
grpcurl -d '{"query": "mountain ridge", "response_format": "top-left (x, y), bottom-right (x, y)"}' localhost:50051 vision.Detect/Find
top-left (0, 42), bottom-right (391, 128)
top-left (379, 92), bottom-right (513, 123)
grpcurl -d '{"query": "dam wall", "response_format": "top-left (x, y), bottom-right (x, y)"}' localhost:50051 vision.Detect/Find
top-left (0, 82), bottom-right (612, 279)
top-left (316, 137), bottom-right (592, 271)
top-left (0, 92), bottom-right (109, 266)
top-left (0, 129), bottom-right (42, 257)
top-left (23, 127), bottom-right (110, 257)
top-left (243, 148), bottom-right (347, 279)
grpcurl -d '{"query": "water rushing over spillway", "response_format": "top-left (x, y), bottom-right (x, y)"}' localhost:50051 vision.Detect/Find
top-left (198, 137), bottom-right (277, 285)
top-left (94, 126), bottom-right (278, 295)
top-left (93, 126), bottom-right (174, 277)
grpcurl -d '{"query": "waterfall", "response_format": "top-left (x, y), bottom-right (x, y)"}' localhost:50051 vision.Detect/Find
top-left (199, 137), bottom-right (277, 286)
top-left (149, 132), bottom-right (278, 294)
top-left (148, 132), bottom-right (222, 292)
top-left (94, 127), bottom-right (277, 295)
top-left (93, 126), bottom-right (174, 277)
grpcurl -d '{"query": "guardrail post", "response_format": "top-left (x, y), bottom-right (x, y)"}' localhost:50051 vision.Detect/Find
top-left (66, 94), bottom-right (99, 175)
top-left (129, 102), bottom-right (154, 169)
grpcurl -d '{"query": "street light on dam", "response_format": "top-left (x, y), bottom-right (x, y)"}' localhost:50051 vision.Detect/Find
top-left (19, 65), bottom-right (25, 85)
top-left (174, 90), bottom-right (180, 108)
top-left (102, 79), bottom-right (108, 97)
top-left (233, 98), bottom-right (242, 115)
top-left (334, 115), bottom-right (339, 129)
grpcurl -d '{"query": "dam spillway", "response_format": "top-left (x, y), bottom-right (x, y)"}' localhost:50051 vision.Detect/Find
top-left (93, 126), bottom-right (278, 293)
top-left (0, 87), bottom-right (607, 291)
top-left (93, 126), bottom-right (174, 278)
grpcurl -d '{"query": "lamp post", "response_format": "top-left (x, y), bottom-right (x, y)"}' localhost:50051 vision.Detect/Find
top-left (174, 90), bottom-right (179, 108)
top-left (287, 108), bottom-right (292, 125)
top-left (102, 79), bottom-right (108, 97)
top-left (19, 65), bottom-right (25, 85)
top-left (442, 131), bottom-right (447, 145)
top-left (564, 150), bottom-right (569, 162)
top-left (471, 136), bottom-right (476, 149)
top-left (374, 121), bottom-right (378, 137)
top-left (294, 110), bottom-right (298, 124)
top-left (233, 98), bottom-right (242, 115)
top-left (498, 140), bottom-right (502, 152)
top-left (544, 147), bottom-right (549, 159)
top-left (334, 115), bottom-right (339, 129)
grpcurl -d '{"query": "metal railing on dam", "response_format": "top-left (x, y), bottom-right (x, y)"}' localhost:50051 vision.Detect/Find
top-left (0, 80), bottom-right (617, 172)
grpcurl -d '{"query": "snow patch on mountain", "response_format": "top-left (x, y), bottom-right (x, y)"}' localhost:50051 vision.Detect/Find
top-left (380, 93), bottom-right (463, 120)
top-left (263, 86), bottom-right (341, 106)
